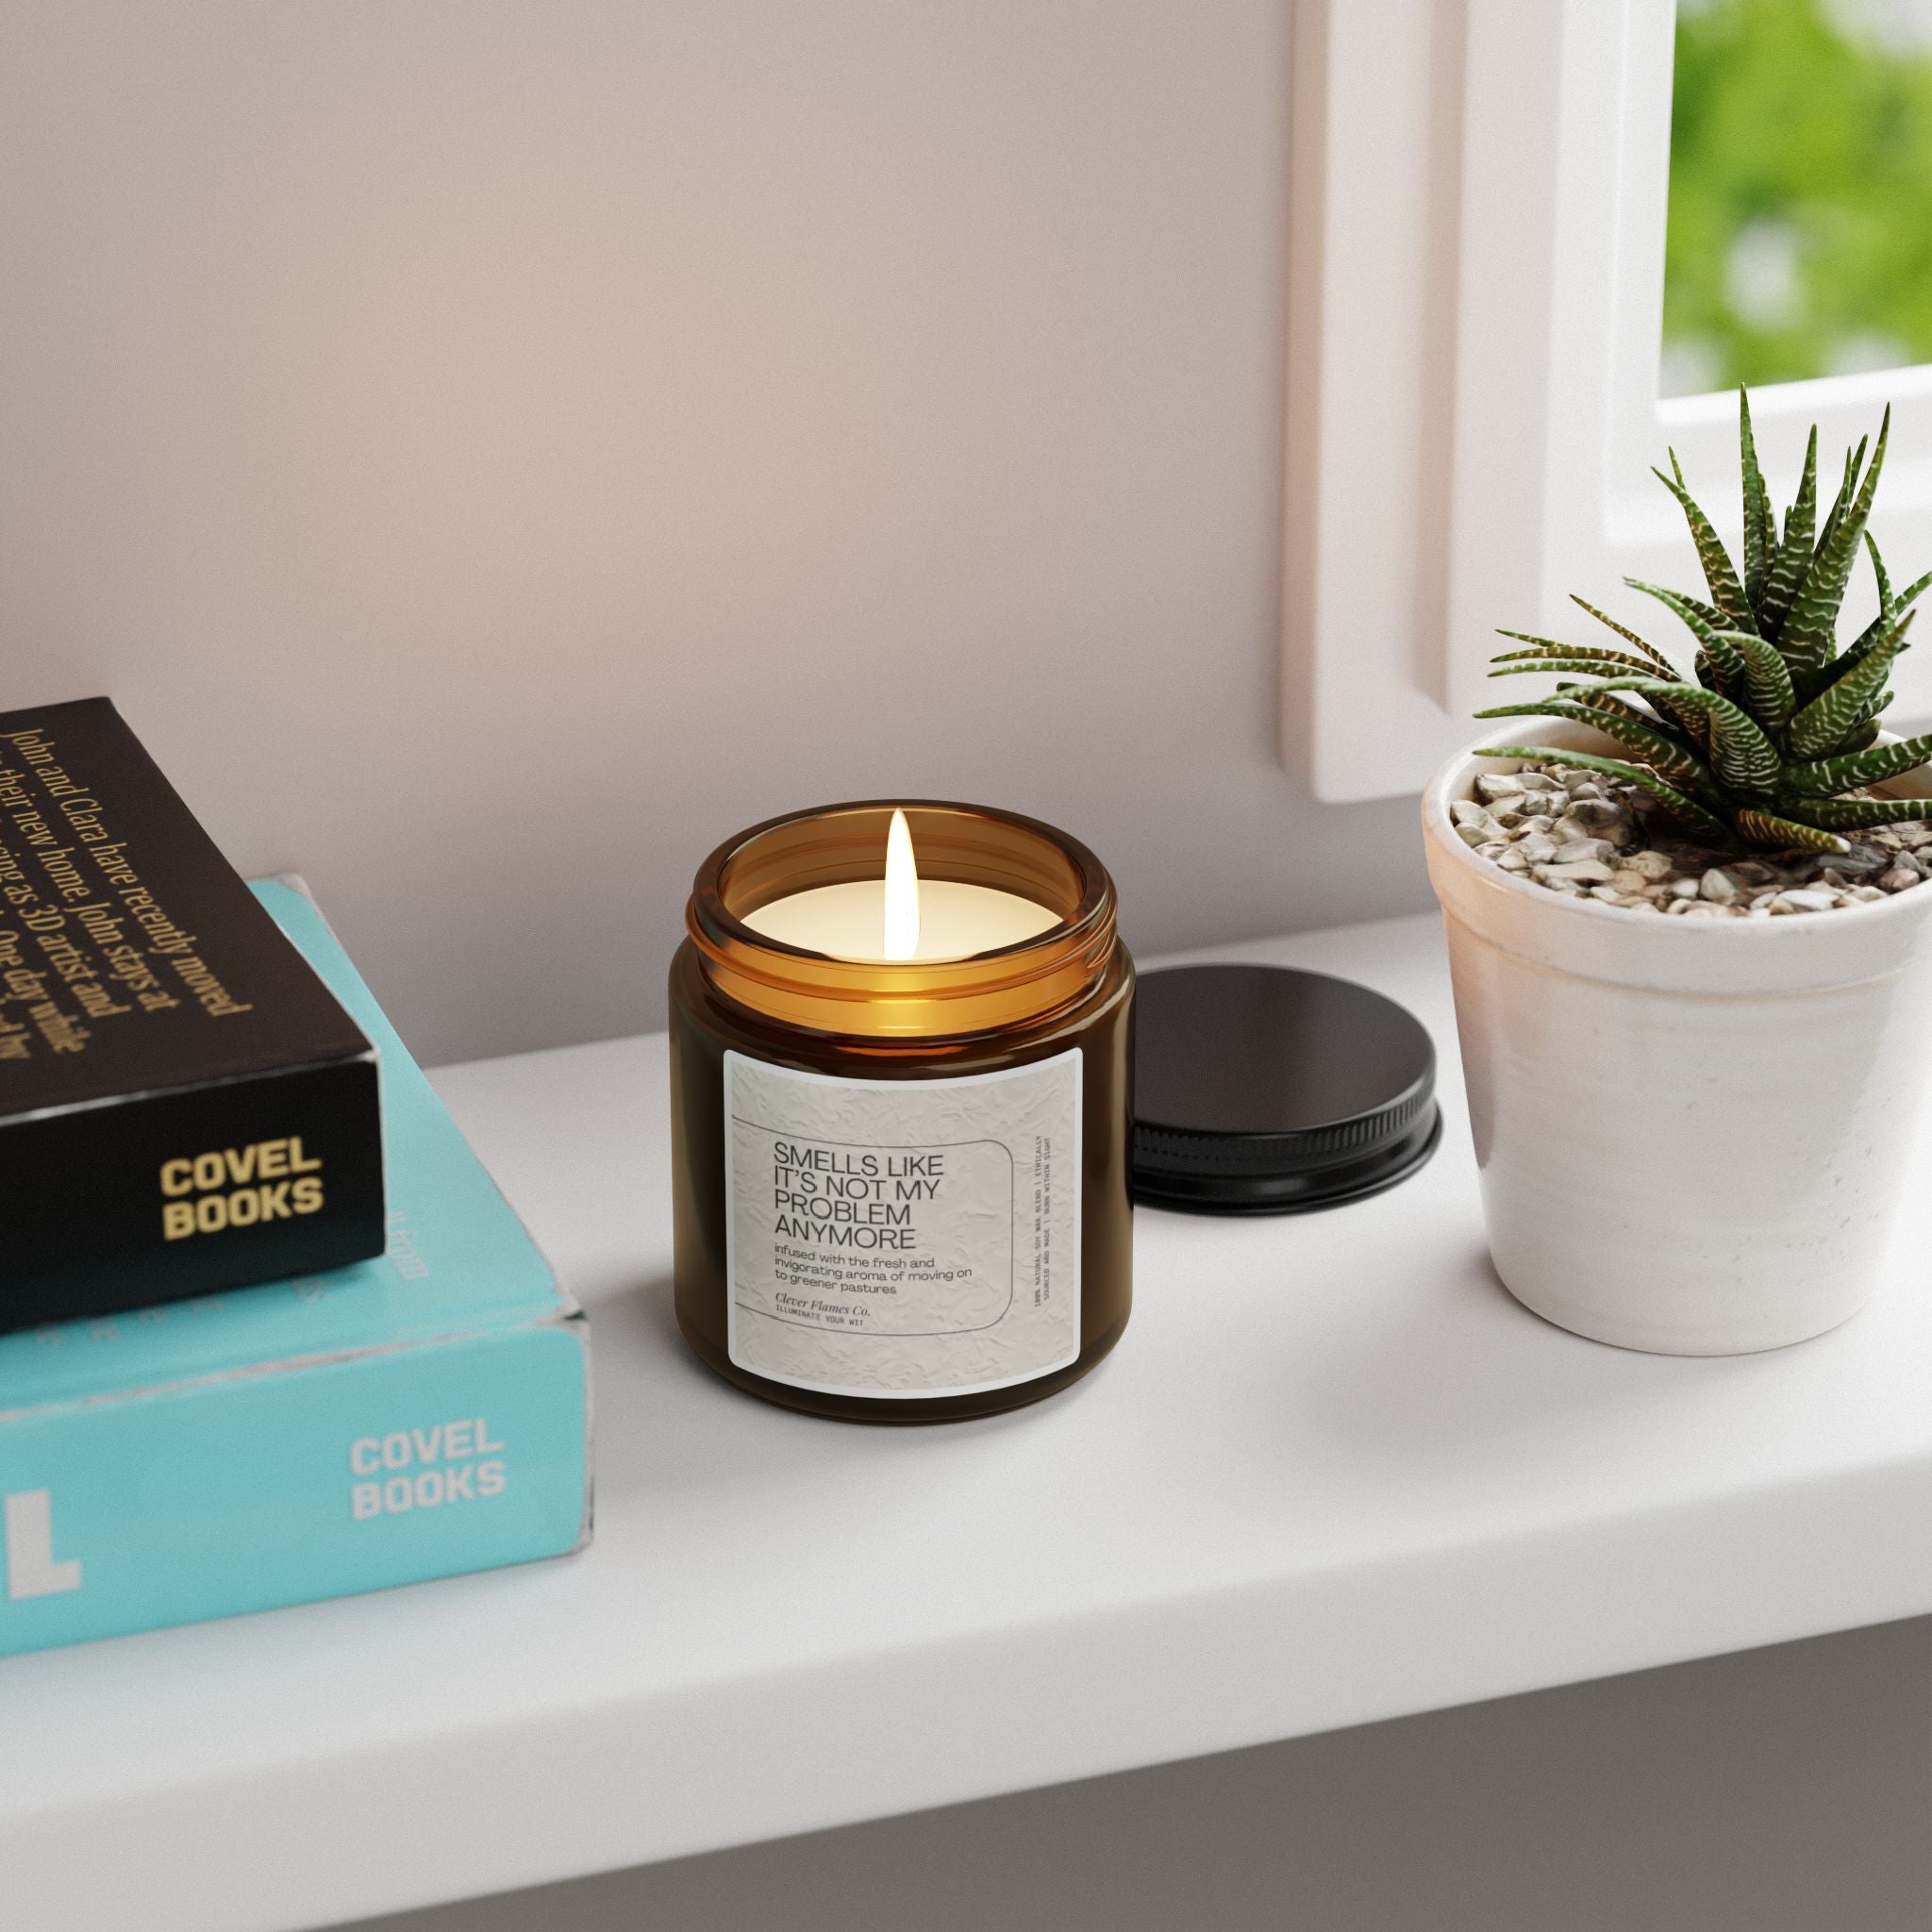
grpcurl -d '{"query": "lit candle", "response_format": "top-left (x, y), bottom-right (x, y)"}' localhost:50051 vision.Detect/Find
top-left (741, 809), bottom-right (1061, 961)
top-left (670, 799), bottom-right (1135, 1424)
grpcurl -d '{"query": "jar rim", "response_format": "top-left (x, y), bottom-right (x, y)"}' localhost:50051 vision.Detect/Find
top-left (687, 798), bottom-right (1119, 1041)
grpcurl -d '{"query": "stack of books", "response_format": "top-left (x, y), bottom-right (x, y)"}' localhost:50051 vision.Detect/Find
top-left (0, 702), bottom-right (590, 1657)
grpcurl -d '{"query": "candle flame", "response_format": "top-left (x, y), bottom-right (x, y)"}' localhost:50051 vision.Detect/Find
top-left (883, 808), bottom-right (920, 960)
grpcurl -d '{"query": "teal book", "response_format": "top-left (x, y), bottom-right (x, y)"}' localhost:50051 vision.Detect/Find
top-left (0, 880), bottom-right (590, 1657)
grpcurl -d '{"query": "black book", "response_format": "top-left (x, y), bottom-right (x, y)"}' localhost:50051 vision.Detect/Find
top-left (0, 698), bottom-right (384, 1329)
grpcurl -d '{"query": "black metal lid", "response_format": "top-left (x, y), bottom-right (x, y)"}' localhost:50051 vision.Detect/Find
top-left (1132, 963), bottom-right (1440, 1214)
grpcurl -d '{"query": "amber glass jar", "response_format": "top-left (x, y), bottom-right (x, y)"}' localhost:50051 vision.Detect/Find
top-left (670, 800), bottom-right (1133, 1423)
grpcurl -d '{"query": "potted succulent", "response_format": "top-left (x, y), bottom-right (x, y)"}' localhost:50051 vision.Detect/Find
top-left (1423, 393), bottom-right (1932, 1354)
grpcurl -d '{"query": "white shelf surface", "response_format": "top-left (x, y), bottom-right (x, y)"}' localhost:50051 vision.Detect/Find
top-left (8, 914), bottom-right (1932, 1932)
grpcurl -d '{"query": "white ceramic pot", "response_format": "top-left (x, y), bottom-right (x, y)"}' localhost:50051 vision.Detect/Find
top-left (1424, 721), bottom-right (1932, 1354)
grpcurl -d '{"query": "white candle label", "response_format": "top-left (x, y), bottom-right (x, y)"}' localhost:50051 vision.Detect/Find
top-left (724, 1047), bottom-right (1082, 1398)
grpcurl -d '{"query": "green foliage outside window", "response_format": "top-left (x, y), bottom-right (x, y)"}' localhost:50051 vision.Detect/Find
top-left (1666, 0), bottom-right (1932, 394)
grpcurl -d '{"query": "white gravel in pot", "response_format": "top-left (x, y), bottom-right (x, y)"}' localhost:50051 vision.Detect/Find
top-left (1457, 761), bottom-right (1932, 917)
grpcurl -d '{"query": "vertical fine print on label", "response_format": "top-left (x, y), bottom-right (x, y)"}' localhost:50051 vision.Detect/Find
top-left (724, 1049), bottom-right (1082, 1398)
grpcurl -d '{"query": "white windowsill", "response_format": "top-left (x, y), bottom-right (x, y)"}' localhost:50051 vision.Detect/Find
top-left (7, 911), bottom-right (1932, 1932)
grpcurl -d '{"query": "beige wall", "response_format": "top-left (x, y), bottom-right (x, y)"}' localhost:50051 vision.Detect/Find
top-left (0, 0), bottom-right (1431, 1066)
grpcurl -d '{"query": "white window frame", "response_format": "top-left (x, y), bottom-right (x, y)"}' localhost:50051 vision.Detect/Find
top-left (1285, 0), bottom-right (1932, 804)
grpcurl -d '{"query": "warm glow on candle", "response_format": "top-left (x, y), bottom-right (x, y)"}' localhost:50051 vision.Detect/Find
top-left (741, 810), bottom-right (1062, 961)
top-left (882, 808), bottom-right (920, 961)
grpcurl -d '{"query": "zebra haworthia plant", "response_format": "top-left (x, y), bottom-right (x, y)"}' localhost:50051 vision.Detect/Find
top-left (1477, 391), bottom-right (1932, 856)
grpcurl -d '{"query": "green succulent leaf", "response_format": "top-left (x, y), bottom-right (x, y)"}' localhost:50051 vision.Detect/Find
top-left (1568, 597), bottom-right (1683, 677)
top-left (1784, 794), bottom-right (1932, 830)
top-left (1478, 746), bottom-right (1737, 845)
top-left (1759, 426), bottom-right (1818, 637)
top-left (1660, 706), bottom-right (1713, 757)
top-left (1490, 630), bottom-right (1666, 676)
top-left (1472, 698), bottom-right (1717, 796)
top-left (1564, 615), bottom-right (1711, 748)
top-left (1822, 712), bottom-right (1887, 759)
top-left (1780, 409), bottom-right (1890, 675)
top-left (1671, 589), bottom-right (1742, 636)
top-left (1786, 608), bottom-right (1914, 758)
top-left (1487, 658), bottom-right (1668, 684)
top-left (1731, 809), bottom-right (1851, 854)
top-left (1574, 678), bottom-right (1781, 797)
top-left (1809, 534), bottom-right (1918, 691)
top-left (1778, 733), bottom-right (1932, 797)
top-left (1724, 629), bottom-right (1797, 730)
top-left (1807, 443), bottom-right (1864, 610)
top-left (1560, 687), bottom-right (1694, 743)
top-left (1657, 453), bottom-right (1757, 633)
top-left (1692, 653), bottom-right (1733, 701)
top-left (1549, 684), bottom-right (1662, 725)
top-left (1740, 389), bottom-right (1774, 613)
top-left (1885, 565), bottom-right (1932, 622)
top-left (1814, 436), bottom-right (1867, 570)
top-left (1866, 531), bottom-right (1891, 613)
top-left (1809, 589), bottom-right (1922, 703)
top-left (1624, 580), bottom-right (1749, 692)
top-left (1834, 562), bottom-right (1932, 681)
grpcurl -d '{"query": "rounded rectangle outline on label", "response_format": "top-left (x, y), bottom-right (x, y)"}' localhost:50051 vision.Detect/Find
top-left (722, 1046), bottom-right (1082, 1400)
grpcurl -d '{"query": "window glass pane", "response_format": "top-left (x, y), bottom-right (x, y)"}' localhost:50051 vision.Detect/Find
top-left (1664, 0), bottom-right (1932, 396)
